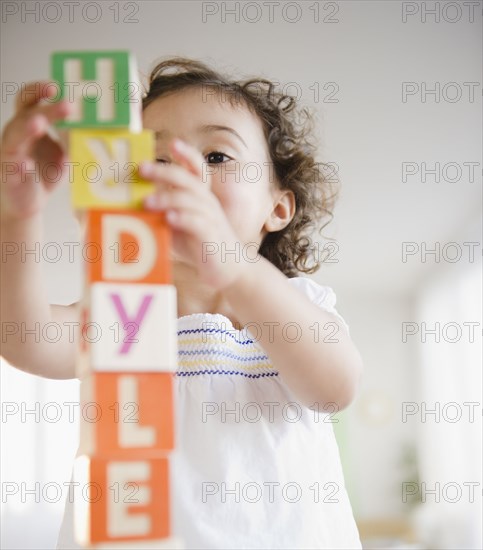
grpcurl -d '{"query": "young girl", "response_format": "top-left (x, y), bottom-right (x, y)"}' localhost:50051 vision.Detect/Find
top-left (1, 57), bottom-right (364, 549)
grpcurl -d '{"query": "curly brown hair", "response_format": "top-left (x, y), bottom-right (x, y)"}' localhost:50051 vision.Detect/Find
top-left (141, 57), bottom-right (339, 278)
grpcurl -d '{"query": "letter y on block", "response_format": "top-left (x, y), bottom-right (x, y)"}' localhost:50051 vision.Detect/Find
top-left (76, 282), bottom-right (177, 375)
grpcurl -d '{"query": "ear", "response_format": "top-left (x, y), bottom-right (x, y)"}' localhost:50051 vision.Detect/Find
top-left (263, 189), bottom-right (296, 233)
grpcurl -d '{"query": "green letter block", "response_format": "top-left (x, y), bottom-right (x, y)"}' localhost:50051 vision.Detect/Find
top-left (52, 51), bottom-right (142, 131)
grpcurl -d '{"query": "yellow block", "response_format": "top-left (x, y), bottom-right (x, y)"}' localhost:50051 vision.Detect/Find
top-left (70, 129), bottom-right (155, 209)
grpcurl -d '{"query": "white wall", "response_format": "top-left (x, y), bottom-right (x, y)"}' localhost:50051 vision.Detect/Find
top-left (337, 291), bottom-right (420, 519)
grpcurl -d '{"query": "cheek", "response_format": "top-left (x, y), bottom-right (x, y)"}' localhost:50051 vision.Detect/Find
top-left (212, 174), bottom-right (256, 214)
top-left (212, 183), bottom-right (245, 225)
top-left (213, 180), bottom-right (270, 238)
top-left (141, 110), bottom-right (151, 129)
top-left (210, 163), bottom-right (275, 232)
top-left (211, 163), bottom-right (269, 196)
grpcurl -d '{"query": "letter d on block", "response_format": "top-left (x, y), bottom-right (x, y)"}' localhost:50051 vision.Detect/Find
top-left (105, 215), bottom-right (155, 280)
top-left (86, 209), bottom-right (171, 284)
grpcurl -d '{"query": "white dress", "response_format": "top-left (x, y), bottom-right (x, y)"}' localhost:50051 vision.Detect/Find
top-left (56, 276), bottom-right (362, 549)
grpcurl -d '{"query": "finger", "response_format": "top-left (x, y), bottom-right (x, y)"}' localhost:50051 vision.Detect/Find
top-left (1, 114), bottom-right (49, 158)
top-left (29, 100), bottom-right (72, 125)
top-left (15, 81), bottom-right (60, 114)
top-left (169, 139), bottom-right (204, 178)
top-left (163, 208), bottom-right (206, 236)
top-left (143, 188), bottom-right (199, 213)
top-left (139, 161), bottom-right (202, 194)
top-left (2, 102), bottom-right (70, 158)
top-left (32, 136), bottom-right (67, 192)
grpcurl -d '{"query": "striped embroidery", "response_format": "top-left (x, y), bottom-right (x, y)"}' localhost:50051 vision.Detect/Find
top-left (178, 327), bottom-right (255, 345)
top-left (179, 348), bottom-right (269, 363)
top-left (177, 337), bottom-right (264, 357)
top-left (175, 369), bottom-right (279, 379)
top-left (179, 359), bottom-right (273, 371)
top-left (176, 326), bottom-right (276, 377)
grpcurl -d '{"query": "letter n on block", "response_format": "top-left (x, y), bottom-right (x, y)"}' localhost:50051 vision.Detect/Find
top-left (76, 282), bottom-right (177, 377)
top-left (70, 129), bottom-right (155, 209)
top-left (86, 209), bottom-right (171, 284)
top-left (73, 456), bottom-right (171, 546)
top-left (52, 51), bottom-right (142, 131)
top-left (79, 373), bottom-right (174, 457)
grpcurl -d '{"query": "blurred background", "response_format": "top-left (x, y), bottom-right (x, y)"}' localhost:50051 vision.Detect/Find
top-left (1, 1), bottom-right (481, 548)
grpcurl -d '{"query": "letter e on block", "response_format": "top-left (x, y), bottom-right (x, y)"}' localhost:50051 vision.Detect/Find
top-left (74, 456), bottom-right (170, 545)
top-left (86, 209), bottom-right (171, 284)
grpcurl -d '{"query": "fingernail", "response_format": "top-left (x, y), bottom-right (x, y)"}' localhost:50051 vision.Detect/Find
top-left (140, 162), bottom-right (154, 176)
top-left (60, 101), bottom-right (72, 114)
top-left (172, 138), bottom-right (186, 151)
top-left (156, 194), bottom-right (167, 208)
top-left (29, 114), bottom-right (46, 133)
top-left (144, 194), bottom-right (157, 208)
top-left (166, 210), bottom-right (178, 223)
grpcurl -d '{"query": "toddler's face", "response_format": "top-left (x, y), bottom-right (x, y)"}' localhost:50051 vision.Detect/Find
top-left (142, 86), bottom-right (281, 247)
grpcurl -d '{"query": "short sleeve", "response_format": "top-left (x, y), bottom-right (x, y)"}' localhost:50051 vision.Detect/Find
top-left (287, 276), bottom-right (350, 334)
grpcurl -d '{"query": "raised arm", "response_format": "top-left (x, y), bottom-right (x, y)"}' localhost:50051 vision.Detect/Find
top-left (1, 81), bottom-right (78, 379)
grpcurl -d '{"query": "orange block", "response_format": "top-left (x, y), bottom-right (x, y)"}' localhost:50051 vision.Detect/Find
top-left (80, 372), bottom-right (174, 457)
top-left (85, 209), bottom-right (171, 284)
top-left (74, 455), bottom-right (171, 545)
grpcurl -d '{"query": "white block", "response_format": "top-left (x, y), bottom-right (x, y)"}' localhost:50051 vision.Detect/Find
top-left (77, 283), bottom-right (177, 374)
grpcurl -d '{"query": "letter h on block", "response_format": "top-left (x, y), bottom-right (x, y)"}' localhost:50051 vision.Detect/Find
top-left (52, 51), bottom-right (181, 548)
top-left (52, 51), bottom-right (142, 131)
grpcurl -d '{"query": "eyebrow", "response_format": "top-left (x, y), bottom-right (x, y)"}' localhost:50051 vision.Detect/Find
top-left (154, 124), bottom-right (248, 149)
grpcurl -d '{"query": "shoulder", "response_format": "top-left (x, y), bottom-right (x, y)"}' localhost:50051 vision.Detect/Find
top-left (287, 276), bottom-right (350, 333)
top-left (287, 276), bottom-right (337, 308)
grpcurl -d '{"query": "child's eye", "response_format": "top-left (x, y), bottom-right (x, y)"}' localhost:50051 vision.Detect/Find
top-left (156, 152), bottom-right (231, 165)
top-left (205, 151), bottom-right (231, 164)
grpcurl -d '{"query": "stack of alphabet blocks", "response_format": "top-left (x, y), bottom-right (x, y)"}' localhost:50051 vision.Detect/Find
top-left (52, 51), bottom-right (182, 548)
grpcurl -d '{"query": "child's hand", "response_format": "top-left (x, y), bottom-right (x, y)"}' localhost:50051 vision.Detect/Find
top-left (0, 81), bottom-right (71, 223)
top-left (140, 139), bottom-right (248, 291)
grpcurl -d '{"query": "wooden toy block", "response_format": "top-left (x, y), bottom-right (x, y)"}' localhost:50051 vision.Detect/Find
top-left (85, 209), bottom-right (171, 284)
top-left (52, 51), bottom-right (142, 131)
top-left (74, 455), bottom-right (170, 545)
top-left (70, 129), bottom-right (155, 209)
top-left (79, 372), bottom-right (174, 457)
top-left (76, 282), bottom-right (178, 376)
top-left (85, 537), bottom-right (184, 549)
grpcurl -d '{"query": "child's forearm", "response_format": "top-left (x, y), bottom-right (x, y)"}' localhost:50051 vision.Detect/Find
top-left (0, 214), bottom-right (78, 379)
top-left (222, 256), bottom-right (363, 411)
